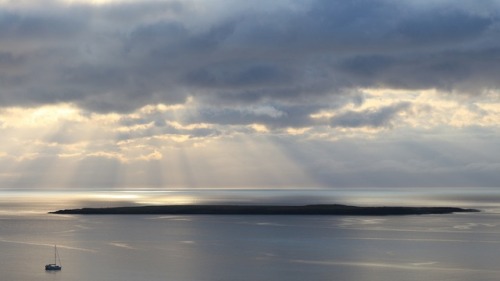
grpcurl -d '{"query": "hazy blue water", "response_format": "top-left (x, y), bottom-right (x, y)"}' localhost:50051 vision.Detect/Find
top-left (2, 188), bottom-right (500, 281)
top-left (2, 211), bottom-right (500, 281)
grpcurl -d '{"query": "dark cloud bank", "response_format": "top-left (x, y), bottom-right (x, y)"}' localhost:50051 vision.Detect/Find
top-left (1, 0), bottom-right (499, 127)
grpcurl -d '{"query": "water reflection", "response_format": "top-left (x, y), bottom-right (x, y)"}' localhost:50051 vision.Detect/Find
top-left (2, 187), bottom-right (500, 281)
top-left (2, 212), bottom-right (500, 280)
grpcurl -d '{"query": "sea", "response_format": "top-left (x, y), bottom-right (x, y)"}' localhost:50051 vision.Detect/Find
top-left (1, 187), bottom-right (500, 281)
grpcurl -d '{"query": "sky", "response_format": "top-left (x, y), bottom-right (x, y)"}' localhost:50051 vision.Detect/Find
top-left (0, 0), bottom-right (499, 191)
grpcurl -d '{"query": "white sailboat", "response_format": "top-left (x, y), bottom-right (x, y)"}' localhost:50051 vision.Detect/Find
top-left (45, 245), bottom-right (62, 271)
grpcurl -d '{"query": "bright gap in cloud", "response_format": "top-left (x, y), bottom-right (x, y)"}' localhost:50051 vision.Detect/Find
top-left (0, 88), bottom-right (499, 189)
top-left (0, 102), bottom-right (317, 189)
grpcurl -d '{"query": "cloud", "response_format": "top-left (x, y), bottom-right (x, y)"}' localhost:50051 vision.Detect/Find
top-left (0, 0), bottom-right (498, 115)
top-left (0, 102), bottom-right (498, 189)
top-left (0, 0), bottom-right (500, 148)
top-left (330, 102), bottom-right (411, 128)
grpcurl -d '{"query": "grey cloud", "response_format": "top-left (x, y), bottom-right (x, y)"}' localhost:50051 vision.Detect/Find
top-left (115, 118), bottom-right (220, 141)
top-left (330, 102), bottom-right (411, 128)
top-left (0, 51), bottom-right (23, 66)
top-left (396, 10), bottom-right (492, 44)
top-left (99, 0), bottom-right (184, 23)
top-left (184, 63), bottom-right (291, 89)
top-left (110, 92), bottom-right (364, 142)
top-left (184, 103), bottom-right (328, 130)
top-left (336, 48), bottom-right (500, 91)
top-left (0, 0), bottom-right (499, 114)
top-left (0, 10), bottom-right (86, 40)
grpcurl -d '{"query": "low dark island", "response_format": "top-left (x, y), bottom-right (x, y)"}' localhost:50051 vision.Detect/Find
top-left (50, 204), bottom-right (479, 216)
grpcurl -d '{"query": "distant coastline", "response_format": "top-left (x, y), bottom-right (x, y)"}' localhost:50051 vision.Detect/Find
top-left (50, 204), bottom-right (479, 216)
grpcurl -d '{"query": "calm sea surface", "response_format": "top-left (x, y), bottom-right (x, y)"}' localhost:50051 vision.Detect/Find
top-left (2, 188), bottom-right (500, 281)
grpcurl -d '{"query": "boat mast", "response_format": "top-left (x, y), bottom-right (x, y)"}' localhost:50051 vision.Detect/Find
top-left (55, 245), bottom-right (62, 267)
top-left (54, 245), bottom-right (57, 265)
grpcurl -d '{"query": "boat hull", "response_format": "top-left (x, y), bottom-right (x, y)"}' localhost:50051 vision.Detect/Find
top-left (45, 264), bottom-right (62, 271)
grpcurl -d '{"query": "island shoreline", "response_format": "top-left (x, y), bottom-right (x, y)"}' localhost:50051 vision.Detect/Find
top-left (50, 204), bottom-right (479, 216)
